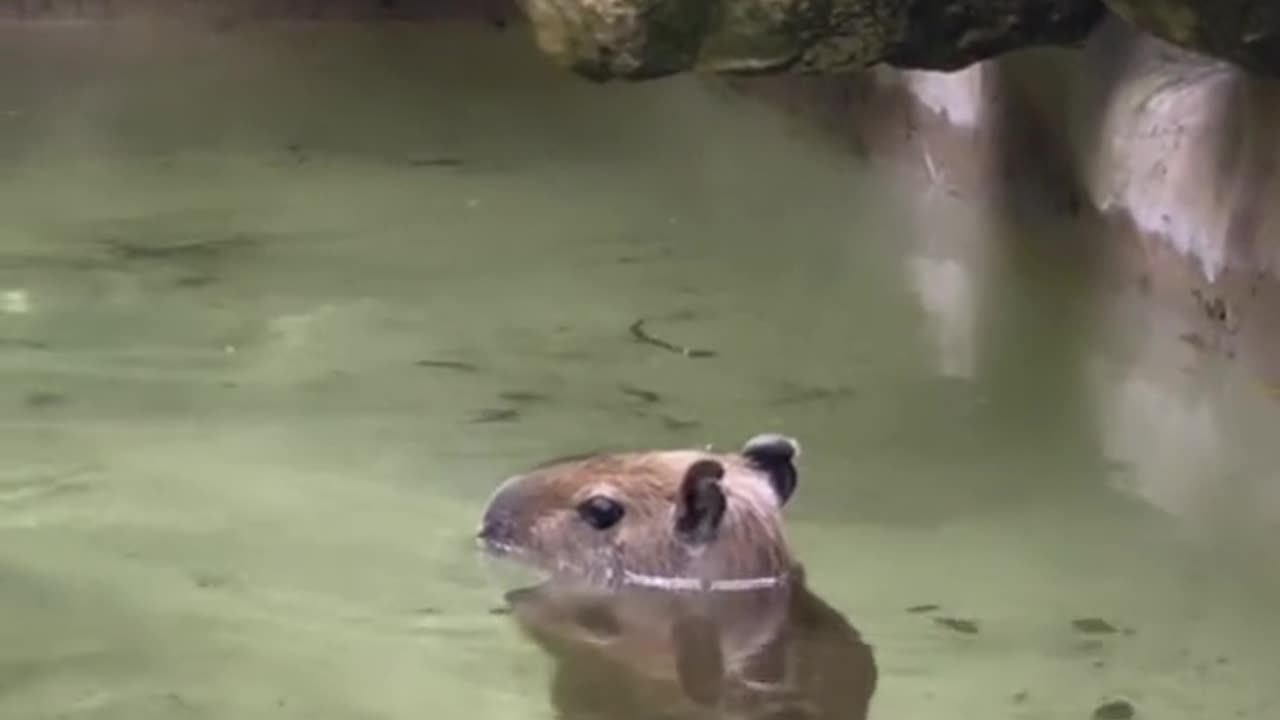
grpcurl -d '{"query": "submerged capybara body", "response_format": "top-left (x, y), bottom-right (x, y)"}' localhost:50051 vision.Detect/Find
top-left (475, 433), bottom-right (804, 590)
top-left (503, 573), bottom-right (878, 720)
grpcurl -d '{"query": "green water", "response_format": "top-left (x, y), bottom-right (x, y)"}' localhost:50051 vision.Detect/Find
top-left (1, 20), bottom-right (1278, 720)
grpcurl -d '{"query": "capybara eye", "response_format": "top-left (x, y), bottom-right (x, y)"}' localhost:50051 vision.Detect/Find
top-left (577, 495), bottom-right (626, 530)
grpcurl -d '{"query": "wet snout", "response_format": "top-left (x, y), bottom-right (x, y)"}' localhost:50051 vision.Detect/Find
top-left (476, 474), bottom-right (532, 551)
top-left (477, 512), bottom-right (516, 547)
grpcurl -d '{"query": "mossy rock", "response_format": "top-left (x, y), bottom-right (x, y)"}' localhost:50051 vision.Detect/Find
top-left (516, 0), bottom-right (1105, 80)
top-left (1104, 1), bottom-right (1280, 75)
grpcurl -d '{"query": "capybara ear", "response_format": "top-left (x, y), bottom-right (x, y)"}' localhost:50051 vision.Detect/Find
top-left (674, 459), bottom-right (727, 545)
top-left (741, 433), bottom-right (800, 505)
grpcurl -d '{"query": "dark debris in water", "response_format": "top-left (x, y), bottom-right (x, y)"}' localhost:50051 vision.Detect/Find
top-left (619, 385), bottom-right (661, 403)
top-left (164, 692), bottom-right (196, 711)
top-left (191, 572), bottom-right (231, 590)
top-left (933, 617), bottom-right (979, 634)
top-left (24, 391), bottom-right (66, 409)
top-left (1092, 699), bottom-right (1136, 720)
top-left (659, 415), bottom-right (699, 431)
top-left (488, 606), bottom-right (512, 616)
top-left (628, 318), bottom-right (717, 359)
top-left (415, 359), bottom-right (480, 372)
top-left (1071, 617), bottom-right (1120, 635)
top-left (103, 234), bottom-right (259, 262)
top-left (407, 156), bottom-right (465, 168)
top-left (469, 408), bottom-right (519, 424)
top-left (0, 338), bottom-right (49, 350)
top-left (498, 390), bottom-right (550, 404)
top-left (906, 604), bottom-right (941, 614)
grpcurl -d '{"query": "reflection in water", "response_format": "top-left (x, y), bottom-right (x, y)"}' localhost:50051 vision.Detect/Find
top-left (905, 211), bottom-right (985, 382)
top-left (503, 574), bottom-right (876, 720)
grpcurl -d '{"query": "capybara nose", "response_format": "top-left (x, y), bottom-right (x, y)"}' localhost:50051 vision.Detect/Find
top-left (477, 476), bottom-right (529, 545)
top-left (477, 513), bottom-right (515, 545)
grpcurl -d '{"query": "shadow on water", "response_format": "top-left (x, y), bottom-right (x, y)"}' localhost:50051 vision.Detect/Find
top-left (503, 575), bottom-right (876, 720)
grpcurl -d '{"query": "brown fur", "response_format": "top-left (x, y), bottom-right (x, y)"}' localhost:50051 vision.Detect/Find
top-left (477, 435), bottom-right (802, 588)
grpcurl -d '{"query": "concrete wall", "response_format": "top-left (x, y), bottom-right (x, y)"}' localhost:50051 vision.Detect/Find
top-left (717, 17), bottom-right (1280, 537)
top-left (721, 16), bottom-right (1280, 387)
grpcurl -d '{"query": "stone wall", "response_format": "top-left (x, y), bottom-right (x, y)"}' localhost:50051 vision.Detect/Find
top-left (718, 15), bottom-right (1280, 387)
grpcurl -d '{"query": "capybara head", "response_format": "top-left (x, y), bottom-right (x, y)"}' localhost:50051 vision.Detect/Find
top-left (476, 433), bottom-right (802, 589)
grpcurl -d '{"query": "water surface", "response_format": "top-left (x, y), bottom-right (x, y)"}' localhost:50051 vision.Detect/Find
top-left (1, 20), bottom-right (1278, 720)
